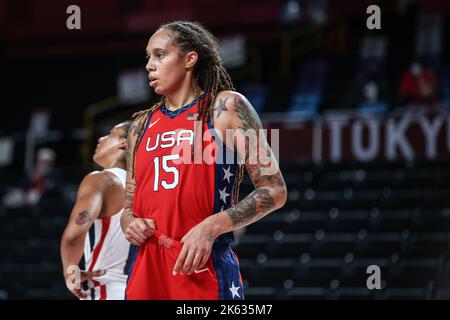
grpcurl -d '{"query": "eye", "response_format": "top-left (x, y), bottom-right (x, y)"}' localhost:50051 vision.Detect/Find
top-left (157, 52), bottom-right (164, 59)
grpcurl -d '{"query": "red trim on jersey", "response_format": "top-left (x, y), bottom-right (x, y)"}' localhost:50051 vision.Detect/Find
top-left (88, 217), bottom-right (111, 300)
top-left (100, 285), bottom-right (107, 300)
top-left (88, 217), bottom-right (111, 271)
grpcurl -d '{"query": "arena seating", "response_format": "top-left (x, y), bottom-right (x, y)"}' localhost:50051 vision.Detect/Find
top-left (0, 160), bottom-right (449, 299)
top-left (233, 160), bottom-right (450, 300)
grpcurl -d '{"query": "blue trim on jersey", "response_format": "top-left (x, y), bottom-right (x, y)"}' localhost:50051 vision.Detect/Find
top-left (161, 103), bottom-right (194, 118)
top-left (161, 94), bottom-right (205, 118)
top-left (211, 247), bottom-right (225, 300)
top-left (207, 121), bottom-right (239, 245)
top-left (88, 225), bottom-right (95, 254)
top-left (207, 120), bottom-right (244, 299)
top-left (123, 244), bottom-right (136, 275)
top-left (211, 244), bottom-right (244, 300)
top-left (124, 244), bottom-right (139, 300)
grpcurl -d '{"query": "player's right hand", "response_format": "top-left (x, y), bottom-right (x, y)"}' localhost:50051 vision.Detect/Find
top-left (124, 217), bottom-right (156, 246)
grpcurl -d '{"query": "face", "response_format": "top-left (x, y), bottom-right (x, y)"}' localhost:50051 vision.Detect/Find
top-left (93, 124), bottom-right (127, 166)
top-left (145, 29), bottom-right (194, 96)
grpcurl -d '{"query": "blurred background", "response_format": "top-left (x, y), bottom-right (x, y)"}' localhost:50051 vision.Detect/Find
top-left (1, 0), bottom-right (450, 300)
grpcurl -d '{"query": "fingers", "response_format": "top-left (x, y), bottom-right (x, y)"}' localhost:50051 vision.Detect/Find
top-left (173, 245), bottom-right (188, 276)
top-left (188, 247), bottom-right (211, 275)
top-left (127, 238), bottom-right (141, 246)
top-left (174, 226), bottom-right (214, 276)
top-left (144, 218), bottom-right (156, 231)
top-left (128, 224), bottom-right (146, 241)
top-left (188, 252), bottom-right (203, 275)
top-left (72, 289), bottom-right (86, 299)
top-left (198, 255), bottom-right (210, 271)
top-left (81, 270), bottom-right (106, 281)
top-left (125, 227), bottom-right (145, 245)
top-left (125, 218), bottom-right (153, 245)
top-left (72, 288), bottom-right (87, 299)
top-left (174, 246), bottom-right (210, 276)
top-left (182, 247), bottom-right (196, 275)
top-left (135, 219), bottom-right (153, 238)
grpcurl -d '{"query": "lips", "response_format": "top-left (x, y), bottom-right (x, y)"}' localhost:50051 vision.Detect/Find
top-left (149, 75), bottom-right (157, 87)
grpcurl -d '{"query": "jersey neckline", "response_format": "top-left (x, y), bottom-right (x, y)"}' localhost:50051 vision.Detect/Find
top-left (161, 94), bottom-right (205, 119)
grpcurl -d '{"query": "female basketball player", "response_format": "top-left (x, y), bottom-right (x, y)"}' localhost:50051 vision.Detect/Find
top-left (121, 21), bottom-right (287, 300)
top-left (61, 122), bottom-right (141, 300)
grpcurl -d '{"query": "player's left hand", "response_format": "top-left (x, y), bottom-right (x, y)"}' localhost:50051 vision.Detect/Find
top-left (173, 220), bottom-right (219, 276)
top-left (65, 268), bottom-right (106, 299)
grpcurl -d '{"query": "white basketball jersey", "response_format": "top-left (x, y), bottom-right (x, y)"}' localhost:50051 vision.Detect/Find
top-left (82, 167), bottom-right (133, 300)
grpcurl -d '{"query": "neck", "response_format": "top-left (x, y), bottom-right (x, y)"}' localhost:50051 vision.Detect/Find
top-left (102, 159), bottom-right (126, 170)
top-left (165, 77), bottom-right (201, 111)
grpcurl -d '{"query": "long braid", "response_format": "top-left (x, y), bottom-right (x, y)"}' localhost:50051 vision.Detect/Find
top-left (232, 164), bottom-right (245, 205)
top-left (130, 98), bottom-right (165, 178)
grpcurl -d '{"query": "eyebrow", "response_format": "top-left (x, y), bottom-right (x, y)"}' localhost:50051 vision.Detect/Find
top-left (146, 48), bottom-right (167, 55)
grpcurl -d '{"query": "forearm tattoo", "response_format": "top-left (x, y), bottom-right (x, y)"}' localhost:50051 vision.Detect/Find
top-left (124, 120), bottom-right (143, 216)
top-left (125, 181), bottom-right (136, 213)
top-left (226, 189), bottom-right (275, 228)
top-left (126, 121), bottom-right (142, 178)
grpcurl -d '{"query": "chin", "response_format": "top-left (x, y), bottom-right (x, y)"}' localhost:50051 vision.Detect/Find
top-left (154, 85), bottom-right (168, 96)
top-left (93, 154), bottom-right (101, 167)
top-left (154, 87), bottom-right (163, 95)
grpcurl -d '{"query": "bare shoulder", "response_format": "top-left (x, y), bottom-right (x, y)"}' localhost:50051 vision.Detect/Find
top-left (212, 90), bottom-right (261, 130)
top-left (215, 90), bottom-right (243, 101)
top-left (214, 90), bottom-right (250, 110)
top-left (79, 171), bottom-right (112, 192)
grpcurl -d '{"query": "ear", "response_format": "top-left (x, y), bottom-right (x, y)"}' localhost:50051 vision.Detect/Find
top-left (118, 139), bottom-right (127, 151)
top-left (185, 51), bottom-right (198, 69)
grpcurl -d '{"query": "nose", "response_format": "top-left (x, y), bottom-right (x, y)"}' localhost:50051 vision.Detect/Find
top-left (146, 57), bottom-right (155, 72)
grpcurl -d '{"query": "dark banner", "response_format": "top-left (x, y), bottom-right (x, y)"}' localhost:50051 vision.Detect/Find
top-left (267, 112), bottom-right (450, 164)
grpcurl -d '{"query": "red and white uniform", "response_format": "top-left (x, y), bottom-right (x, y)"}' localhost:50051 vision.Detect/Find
top-left (83, 168), bottom-right (134, 300)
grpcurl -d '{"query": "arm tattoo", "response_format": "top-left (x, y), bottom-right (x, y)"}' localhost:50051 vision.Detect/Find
top-left (125, 181), bottom-right (136, 212)
top-left (247, 163), bottom-right (287, 195)
top-left (225, 95), bottom-right (287, 228)
top-left (75, 211), bottom-right (91, 225)
top-left (126, 121), bottom-right (141, 177)
top-left (234, 96), bottom-right (262, 132)
top-left (206, 233), bottom-right (214, 243)
top-left (124, 120), bottom-right (142, 215)
top-left (121, 181), bottom-right (136, 231)
top-left (234, 96), bottom-right (263, 163)
top-left (226, 189), bottom-right (275, 228)
top-left (214, 97), bottom-right (229, 119)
